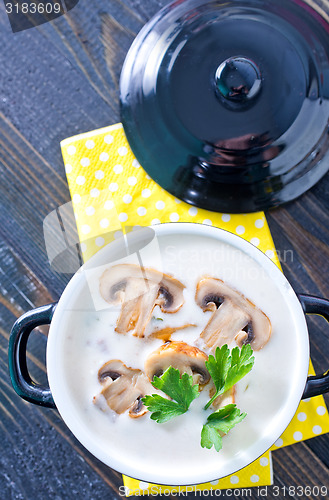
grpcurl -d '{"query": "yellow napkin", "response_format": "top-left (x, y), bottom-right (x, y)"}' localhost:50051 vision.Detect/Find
top-left (122, 451), bottom-right (272, 496)
top-left (61, 123), bottom-right (329, 493)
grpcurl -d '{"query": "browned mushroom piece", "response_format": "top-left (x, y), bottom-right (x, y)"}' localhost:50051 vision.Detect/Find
top-left (100, 264), bottom-right (185, 337)
top-left (150, 323), bottom-right (196, 342)
top-left (145, 341), bottom-right (210, 386)
top-left (94, 359), bottom-right (154, 418)
top-left (196, 278), bottom-right (271, 351)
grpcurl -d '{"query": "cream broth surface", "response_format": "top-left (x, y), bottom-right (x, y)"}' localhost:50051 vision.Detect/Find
top-left (59, 234), bottom-right (301, 481)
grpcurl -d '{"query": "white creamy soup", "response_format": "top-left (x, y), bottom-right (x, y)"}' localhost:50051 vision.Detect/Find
top-left (52, 230), bottom-right (306, 484)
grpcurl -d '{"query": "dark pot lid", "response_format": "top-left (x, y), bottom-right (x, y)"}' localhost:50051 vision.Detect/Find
top-left (120, 0), bottom-right (329, 213)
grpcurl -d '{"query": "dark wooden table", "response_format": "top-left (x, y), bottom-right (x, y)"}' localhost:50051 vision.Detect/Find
top-left (1, 1), bottom-right (328, 499)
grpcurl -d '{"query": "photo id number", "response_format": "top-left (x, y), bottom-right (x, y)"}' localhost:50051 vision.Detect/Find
top-left (6, 2), bottom-right (62, 15)
top-left (272, 485), bottom-right (328, 497)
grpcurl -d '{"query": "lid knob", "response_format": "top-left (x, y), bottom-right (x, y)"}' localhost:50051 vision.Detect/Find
top-left (215, 57), bottom-right (262, 103)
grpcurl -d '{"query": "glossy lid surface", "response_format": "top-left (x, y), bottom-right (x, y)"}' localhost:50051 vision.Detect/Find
top-left (120, 0), bottom-right (329, 212)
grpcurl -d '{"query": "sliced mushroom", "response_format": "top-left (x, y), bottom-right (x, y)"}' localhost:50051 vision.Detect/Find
top-left (94, 359), bottom-right (154, 418)
top-left (145, 341), bottom-right (210, 385)
top-left (100, 264), bottom-right (185, 337)
top-left (150, 323), bottom-right (196, 342)
top-left (196, 278), bottom-right (271, 351)
top-left (129, 374), bottom-right (155, 418)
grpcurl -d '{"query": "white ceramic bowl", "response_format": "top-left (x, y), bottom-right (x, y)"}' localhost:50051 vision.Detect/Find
top-left (9, 223), bottom-right (329, 485)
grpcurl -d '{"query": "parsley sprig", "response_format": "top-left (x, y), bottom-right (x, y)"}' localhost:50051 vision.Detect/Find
top-left (201, 404), bottom-right (247, 451)
top-left (142, 344), bottom-right (254, 451)
top-left (142, 367), bottom-right (199, 423)
top-left (204, 344), bottom-right (255, 410)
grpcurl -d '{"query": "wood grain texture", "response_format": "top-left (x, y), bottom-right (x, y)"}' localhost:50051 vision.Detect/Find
top-left (0, 0), bottom-right (328, 498)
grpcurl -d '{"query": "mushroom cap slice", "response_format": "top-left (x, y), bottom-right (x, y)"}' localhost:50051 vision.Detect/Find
top-left (95, 359), bottom-right (154, 418)
top-left (196, 278), bottom-right (271, 351)
top-left (99, 264), bottom-right (185, 337)
top-left (145, 341), bottom-right (210, 385)
top-left (200, 299), bottom-right (250, 349)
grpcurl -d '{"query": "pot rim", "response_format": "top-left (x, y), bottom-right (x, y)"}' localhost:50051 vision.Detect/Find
top-left (47, 222), bottom-right (309, 485)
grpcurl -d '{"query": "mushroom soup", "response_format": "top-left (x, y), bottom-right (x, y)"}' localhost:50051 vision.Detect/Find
top-left (59, 233), bottom-right (300, 482)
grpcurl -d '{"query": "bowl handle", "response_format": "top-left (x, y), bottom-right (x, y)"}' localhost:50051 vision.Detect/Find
top-left (8, 303), bottom-right (57, 408)
top-left (298, 294), bottom-right (329, 399)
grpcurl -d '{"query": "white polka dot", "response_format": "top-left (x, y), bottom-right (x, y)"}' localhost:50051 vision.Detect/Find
top-left (203, 219), bottom-right (212, 225)
top-left (132, 159), bottom-right (140, 168)
top-left (297, 412), bottom-right (307, 422)
top-left (259, 457), bottom-right (269, 467)
top-left (137, 207), bottom-right (147, 216)
top-left (156, 201), bottom-right (165, 210)
top-left (118, 146), bottom-right (128, 156)
top-left (94, 170), bottom-right (104, 180)
top-left (255, 218), bottom-right (264, 228)
top-left (250, 237), bottom-right (260, 246)
top-left (114, 230), bottom-right (123, 239)
top-left (313, 425), bottom-right (322, 435)
top-left (80, 157), bottom-right (90, 167)
top-left (85, 206), bottom-right (95, 216)
top-left (100, 218), bottom-right (109, 228)
top-left (119, 213), bottom-right (128, 222)
top-left (230, 476), bottom-right (239, 485)
top-left (100, 152), bottom-right (109, 162)
top-left (128, 176), bottom-right (137, 186)
top-left (303, 398), bottom-right (311, 403)
top-left (123, 194), bottom-right (132, 204)
top-left (90, 188), bottom-right (100, 198)
top-left (109, 183), bottom-right (118, 192)
top-left (236, 225), bottom-right (245, 235)
top-left (65, 164), bottom-right (72, 174)
top-left (104, 134), bottom-right (113, 144)
top-left (317, 406), bottom-right (326, 416)
top-left (189, 207), bottom-right (198, 216)
top-left (174, 198), bottom-right (182, 204)
top-left (142, 189), bottom-right (151, 198)
top-left (210, 480), bottom-right (220, 486)
top-left (274, 438), bottom-right (283, 447)
top-left (76, 175), bottom-right (85, 185)
top-left (222, 214), bottom-right (231, 222)
top-left (151, 219), bottom-right (161, 225)
top-left (293, 431), bottom-right (303, 441)
top-left (67, 145), bottom-right (76, 155)
top-left (266, 249), bottom-right (275, 259)
top-left (170, 212), bottom-right (179, 222)
top-left (85, 140), bottom-right (95, 149)
top-left (146, 174), bottom-right (151, 180)
top-left (113, 164), bottom-right (123, 174)
top-left (104, 200), bottom-right (114, 210)
top-left (72, 194), bottom-right (81, 204)
top-left (81, 225), bottom-right (91, 235)
top-left (139, 482), bottom-right (149, 490)
top-left (80, 242), bottom-right (87, 252)
top-left (250, 475), bottom-right (259, 483)
top-left (95, 237), bottom-right (105, 247)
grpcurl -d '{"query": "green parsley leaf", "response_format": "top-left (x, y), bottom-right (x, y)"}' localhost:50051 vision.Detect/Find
top-left (201, 404), bottom-right (247, 451)
top-left (204, 344), bottom-right (254, 410)
top-left (142, 366), bottom-right (199, 423)
top-left (142, 394), bottom-right (188, 423)
top-left (200, 425), bottom-right (223, 452)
